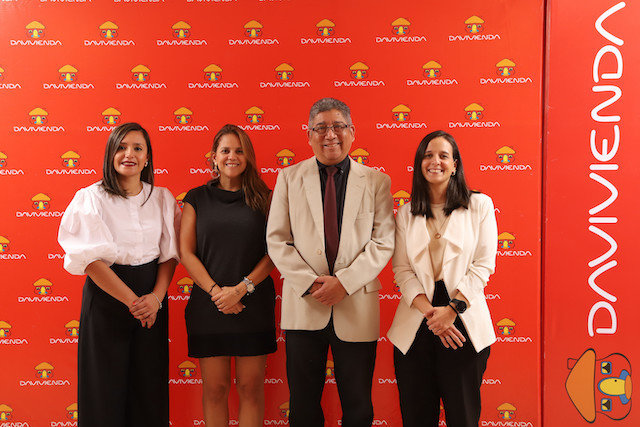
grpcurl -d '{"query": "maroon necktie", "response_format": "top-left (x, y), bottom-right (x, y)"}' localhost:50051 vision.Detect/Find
top-left (324, 166), bottom-right (339, 274)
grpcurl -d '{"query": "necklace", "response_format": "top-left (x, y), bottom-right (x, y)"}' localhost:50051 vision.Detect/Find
top-left (431, 216), bottom-right (447, 239)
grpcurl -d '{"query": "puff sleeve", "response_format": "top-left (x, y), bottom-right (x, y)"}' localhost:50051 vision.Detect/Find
top-left (158, 187), bottom-right (181, 264)
top-left (58, 187), bottom-right (118, 275)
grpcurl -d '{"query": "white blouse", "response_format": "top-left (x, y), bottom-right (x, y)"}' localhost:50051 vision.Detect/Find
top-left (58, 182), bottom-right (181, 275)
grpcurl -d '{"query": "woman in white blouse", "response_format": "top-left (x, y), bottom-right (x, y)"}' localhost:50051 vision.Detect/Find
top-left (58, 122), bottom-right (180, 427)
top-left (387, 131), bottom-right (498, 427)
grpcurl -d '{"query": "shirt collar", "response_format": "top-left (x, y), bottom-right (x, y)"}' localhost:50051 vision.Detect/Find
top-left (316, 156), bottom-right (350, 174)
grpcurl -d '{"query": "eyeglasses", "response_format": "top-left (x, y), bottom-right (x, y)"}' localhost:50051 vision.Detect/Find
top-left (310, 123), bottom-right (350, 135)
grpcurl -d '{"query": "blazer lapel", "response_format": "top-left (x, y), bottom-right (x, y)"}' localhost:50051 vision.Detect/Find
top-left (302, 158), bottom-right (325, 235)
top-left (339, 160), bottom-right (366, 245)
top-left (406, 213), bottom-right (435, 285)
top-left (442, 208), bottom-right (465, 266)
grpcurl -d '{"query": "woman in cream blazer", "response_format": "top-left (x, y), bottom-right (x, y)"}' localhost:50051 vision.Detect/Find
top-left (387, 130), bottom-right (498, 427)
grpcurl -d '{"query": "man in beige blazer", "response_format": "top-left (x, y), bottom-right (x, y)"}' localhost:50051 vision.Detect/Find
top-left (267, 98), bottom-right (394, 427)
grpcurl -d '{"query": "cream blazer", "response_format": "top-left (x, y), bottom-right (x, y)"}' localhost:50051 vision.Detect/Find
top-left (387, 193), bottom-right (498, 354)
top-left (267, 157), bottom-right (395, 342)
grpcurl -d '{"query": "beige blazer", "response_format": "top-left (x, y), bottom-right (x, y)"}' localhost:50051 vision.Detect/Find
top-left (267, 157), bottom-right (395, 342)
top-left (387, 193), bottom-right (498, 354)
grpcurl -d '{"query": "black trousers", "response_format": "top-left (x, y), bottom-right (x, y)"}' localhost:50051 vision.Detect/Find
top-left (78, 261), bottom-right (169, 427)
top-left (394, 281), bottom-right (490, 427)
top-left (285, 317), bottom-right (377, 427)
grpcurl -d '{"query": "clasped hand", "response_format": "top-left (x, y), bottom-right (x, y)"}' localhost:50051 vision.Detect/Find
top-left (310, 275), bottom-right (347, 306)
top-left (211, 284), bottom-right (245, 314)
top-left (130, 293), bottom-right (161, 329)
top-left (425, 306), bottom-right (466, 350)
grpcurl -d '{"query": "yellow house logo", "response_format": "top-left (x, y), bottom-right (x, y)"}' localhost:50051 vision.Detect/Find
top-left (32, 193), bottom-right (51, 210)
top-left (496, 146), bottom-right (515, 163)
top-left (176, 192), bottom-right (187, 209)
top-left (317, 19), bottom-right (335, 36)
top-left (245, 106), bottom-right (264, 123)
top-left (350, 148), bottom-right (369, 165)
top-left (172, 21), bottom-right (191, 38)
top-left (102, 107), bottom-right (121, 125)
top-left (279, 401), bottom-right (290, 419)
top-left (30, 107), bottom-right (48, 125)
top-left (497, 403), bottom-right (516, 420)
top-left (276, 149), bottom-right (295, 167)
top-left (350, 62), bottom-right (369, 80)
top-left (0, 152), bottom-right (6, 167)
top-left (61, 151), bottom-right (80, 168)
top-left (174, 107), bottom-right (193, 124)
top-left (179, 360), bottom-right (197, 377)
top-left (0, 236), bottom-right (8, 252)
top-left (99, 21), bottom-right (118, 39)
top-left (58, 65), bottom-right (78, 82)
top-left (66, 403), bottom-right (78, 420)
top-left (392, 104), bottom-right (411, 122)
top-left (496, 318), bottom-right (516, 336)
top-left (497, 59), bottom-right (516, 76)
top-left (392, 18), bottom-right (410, 35)
top-left (0, 321), bottom-right (11, 338)
top-left (0, 66), bottom-right (4, 80)
top-left (275, 63), bottom-right (294, 81)
top-left (423, 61), bottom-right (441, 78)
top-left (35, 362), bottom-right (54, 379)
top-left (393, 190), bottom-right (411, 209)
top-left (205, 151), bottom-right (213, 167)
top-left (65, 320), bottom-right (79, 337)
top-left (26, 21), bottom-right (45, 39)
top-left (465, 103), bottom-right (484, 121)
top-left (325, 360), bottom-right (335, 378)
top-left (177, 277), bottom-right (194, 295)
top-left (244, 20), bottom-right (263, 38)
top-left (131, 64), bottom-right (150, 82)
top-left (34, 278), bottom-right (53, 295)
top-left (465, 16), bottom-right (484, 33)
top-left (498, 232), bottom-right (515, 250)
top-left (0, 404), bottom-right (13, 421)
top-left (204, 64), bottom-right (222, 81)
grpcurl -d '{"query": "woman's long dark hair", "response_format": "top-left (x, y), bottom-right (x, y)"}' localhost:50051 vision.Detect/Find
top-left (101, 122), bottom-right (154, 202)
top-left (410, 130), bottom-right (471, 218)
top-left (209, 124), bottom-right (270, 215)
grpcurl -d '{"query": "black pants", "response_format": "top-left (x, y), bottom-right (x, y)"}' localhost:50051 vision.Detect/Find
top-left (394, 281), bottom-right (490, 427)
top-left (285, 318), bottom-right (377, 427)
top-left (78, 261), bottom-right (169, 427)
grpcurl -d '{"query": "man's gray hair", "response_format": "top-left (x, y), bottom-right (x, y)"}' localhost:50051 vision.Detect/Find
top-left (308, 97), bottom-right (352, 128)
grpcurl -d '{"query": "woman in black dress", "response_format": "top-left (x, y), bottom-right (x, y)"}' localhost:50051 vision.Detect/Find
top-left (180, 124), bottom-right (276, 426)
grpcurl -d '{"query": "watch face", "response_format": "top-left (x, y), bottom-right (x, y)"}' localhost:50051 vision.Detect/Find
top-left (452, 299), bottom-right (467, 313)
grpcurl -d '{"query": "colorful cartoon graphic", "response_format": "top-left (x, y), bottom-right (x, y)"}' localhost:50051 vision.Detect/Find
top-left (131, 64), bottom-right (150, 82)
top-left (497, 403), bottom-right (516, 419)
top-left (393, 190), bottom-right (411, 209)
top-left (34, 278), bottom-right (53, 295)
top-left (99, 21), bottom-right (118, 39)
top-left (0, 66), bottom-right (5, 81)
top-left (172, 21), bottom-right (191, 38)
top-left (0, 152), bottom-right (6, 167)
top-left (0, 236), bottom-right (8, 252)
top-left (423, 61), bottom-right (441, 78)
top-left (496, 59), bottom-right (516, 77)
top-left (102, 107), bottom-right (121, 125)
top-left (496, 318), bottom-right (516, 336)
top-left (59, 65), bottom-right (78, 82)
top-left (61, 151), bottom-right (80, 168)
top-left (276, 149), bottom-right (295, 167)
top-left (174, 107), bottom-right (193, 124)
top-left (392, 104), bottom-right (411, 122)
top-left (566, 348), bottom-right (632, 422)
top-left (66, 403), bottom-right (78, 420)
top-left (179, 360), bottom-right (197, 377)
top-left (326, 360), bottom-right (335, 378)
top-left (205, 151), bottom-right (213, 168)
top-left (275, 63), bottom-right (294, 81)
top-left (35, 362), bottom-right (54, 379)
top-left (465, 16), bottom-right (484, 33)
top-left (0, 404), bottom-right (13, 421)
top-left (465, 103), bottom-right (484, 121)
top-left (316, 19), bottom-right (335, 36)
top-left (496, 146), bottom-right (515, 163)
top-left (392, 17), bottom-right (411, 35)
top-left (30, 108), bottom-right (48, 126)
top-left (245, 106), bottom-right (264, 124)
top-left (176, 192), bottom-right (187, 209)
top-left (177, 277), bottom-right (194, 295)
top-left (0, 321), bottom-right (11, 338)
top-left (26, 21), bottom-right (45, 39)
top-left (204, 64), bottom-right (222, 81)
top-left (32, 193), bottom-right (51, 211)
top-left (498, 232), bottom-right (515, 250)
top-left (244, 20), bottom-right (262, 38)
top-left (350, 148), bottom-right (369, 165)
top-left (65, 320), bottom-right (79, 337)
top-left (279, 401), bottom-right (290, 419)
top-left (350, 62), bottom-right (369, 80)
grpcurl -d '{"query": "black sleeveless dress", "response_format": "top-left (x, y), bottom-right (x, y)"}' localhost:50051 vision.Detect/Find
top-left (184, 183), bottom-right (276, 357)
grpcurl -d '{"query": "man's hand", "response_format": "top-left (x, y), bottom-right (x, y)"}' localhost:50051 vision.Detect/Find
top-left (311, 276), bottom-right (347, 306)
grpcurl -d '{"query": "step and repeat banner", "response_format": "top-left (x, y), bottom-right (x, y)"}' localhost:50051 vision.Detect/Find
top-left (0, 1), bottom-right (543, 425)
top-left (544, 1), bottom-right (638, 426)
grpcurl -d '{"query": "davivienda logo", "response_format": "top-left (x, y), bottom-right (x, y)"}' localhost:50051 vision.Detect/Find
top-left (334, 62), bottom-right (385, 87)
top-left (84, 21), bottom-right (135, 46)
top-left (300, 19), bottom-right (351, 44)
top-left (10, 20), bottom-right (62, 46)
top-left (375, 17), bottom-right (427, 43)
top-left (406, 60), bottom-right (458, 86)
top-left (115, 64), bottom-right (166, 89)
top-left (228, 20), bottom-right (279, 45)
top-left (187, 63), bottom-right (239, 89)
top-left (449, 15), bottom-right (501, 42)
top-left (480, 58), bottom-right (533, 85)
top-left (448, 103), bottom-right (500, 128)
top-left (13, 107), bottom-right (65, 133)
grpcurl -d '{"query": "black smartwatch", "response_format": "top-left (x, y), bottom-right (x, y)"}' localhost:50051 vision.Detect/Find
top-left (449, 298), bottom-right (467, 314)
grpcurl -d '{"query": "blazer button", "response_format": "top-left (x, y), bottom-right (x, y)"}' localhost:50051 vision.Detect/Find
top-left (317, 249), bottom-right (322, 255)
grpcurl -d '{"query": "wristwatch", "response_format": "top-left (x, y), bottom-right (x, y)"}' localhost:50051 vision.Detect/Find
top-left (449, 298), bottom-right (467, 314)
top-left (242, 277), bottom-right (255, 294)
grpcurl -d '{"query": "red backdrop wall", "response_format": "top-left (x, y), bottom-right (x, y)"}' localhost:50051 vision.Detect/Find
top-left (0, 1), bottom-right (543, 425)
